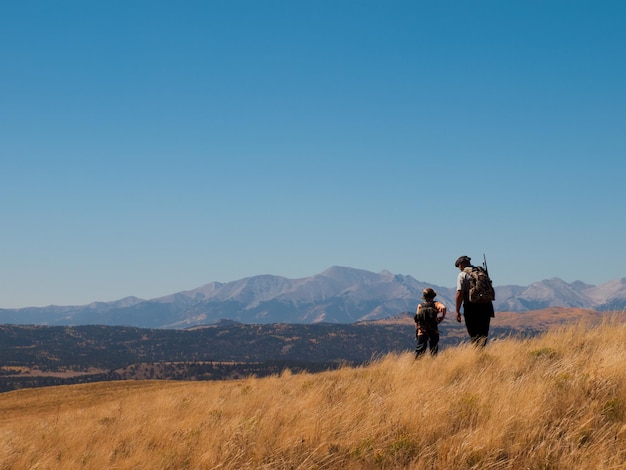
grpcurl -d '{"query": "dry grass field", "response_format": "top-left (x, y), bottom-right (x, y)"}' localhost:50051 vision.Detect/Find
top-left (1, 314), bottom-right (626, 469)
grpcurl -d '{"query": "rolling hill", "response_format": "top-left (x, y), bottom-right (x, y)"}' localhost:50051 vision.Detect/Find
top-left (2, 318), bottom-right (626, 469)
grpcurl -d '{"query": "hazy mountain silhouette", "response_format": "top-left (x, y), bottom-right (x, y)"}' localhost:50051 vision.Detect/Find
top-left (0, 266), bottom-right (624, 328)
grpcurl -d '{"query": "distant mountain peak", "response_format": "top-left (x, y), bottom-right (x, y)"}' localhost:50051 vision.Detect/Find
top-left (1, 267), bottom-right (625, 329)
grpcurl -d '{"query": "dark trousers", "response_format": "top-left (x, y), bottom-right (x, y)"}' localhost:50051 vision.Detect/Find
top-left (416, 331), bottom-right (439, 357)
top-left (463, 302), bottom-right (494, 347)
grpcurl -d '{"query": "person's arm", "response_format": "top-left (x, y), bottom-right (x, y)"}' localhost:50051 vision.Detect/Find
top-left (455, 271), bottom-right (465, 322)
top-left (415, 304), bottom-right (421, 335)
top-left (435, 301), bottom-right (447, 322)
top-left (455, 291), bottom-right (463, 322)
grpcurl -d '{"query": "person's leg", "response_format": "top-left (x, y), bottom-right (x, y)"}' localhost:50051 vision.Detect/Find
top-left (464, 312), bottom-right (480, 342)
top-left (429, 331), bottom-right (440, 355)
top-left (415, 334), bottom-right (428, 357)
top-left (480, 312), bottom-right (491, 345)
top-left (464, 305), bottom-right (490, 347)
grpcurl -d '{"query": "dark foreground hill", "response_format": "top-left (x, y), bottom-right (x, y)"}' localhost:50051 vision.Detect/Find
top-left (0, 307), bottom-right (614, 392)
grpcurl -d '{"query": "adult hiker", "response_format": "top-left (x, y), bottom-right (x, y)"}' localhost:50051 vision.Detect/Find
top-left (454, 255), bottom-right (495, 347)
top-left (414, 287), bottom-right (447, 357)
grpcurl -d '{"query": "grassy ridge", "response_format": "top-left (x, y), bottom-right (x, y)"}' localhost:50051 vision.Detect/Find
top-left (1, 316), bottom-right (625, 469)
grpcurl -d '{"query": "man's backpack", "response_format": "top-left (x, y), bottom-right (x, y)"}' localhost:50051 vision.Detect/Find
top-left (464, 266), bottom-right (495, 304)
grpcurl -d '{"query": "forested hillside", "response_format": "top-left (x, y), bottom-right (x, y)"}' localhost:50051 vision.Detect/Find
top-left (0, 308), bottom-right (612, 392)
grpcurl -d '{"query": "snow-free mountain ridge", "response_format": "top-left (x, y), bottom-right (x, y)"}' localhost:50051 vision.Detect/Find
top-left (1, 266), bottom-right (624, 329)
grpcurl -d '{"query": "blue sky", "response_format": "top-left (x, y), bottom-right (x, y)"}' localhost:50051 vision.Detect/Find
top-left (1, 1), bottom-right (624, 308)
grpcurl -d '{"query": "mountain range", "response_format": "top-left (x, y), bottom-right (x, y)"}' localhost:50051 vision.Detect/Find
top-left (1, 266), bottom-right (624, 329)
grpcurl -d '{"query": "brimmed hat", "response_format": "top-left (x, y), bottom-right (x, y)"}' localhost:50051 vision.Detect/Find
top-left (422, 288), bottom-right (437, 299)
top-left (454, 255), bottom-right (471, 267)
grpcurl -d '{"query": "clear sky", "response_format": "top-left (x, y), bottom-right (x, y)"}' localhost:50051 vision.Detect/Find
top-left (1, 1), bottom-right (625, 308)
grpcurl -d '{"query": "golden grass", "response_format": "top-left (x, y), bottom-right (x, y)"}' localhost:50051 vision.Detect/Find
top-left (1, 315), bottom-right (626, 469)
